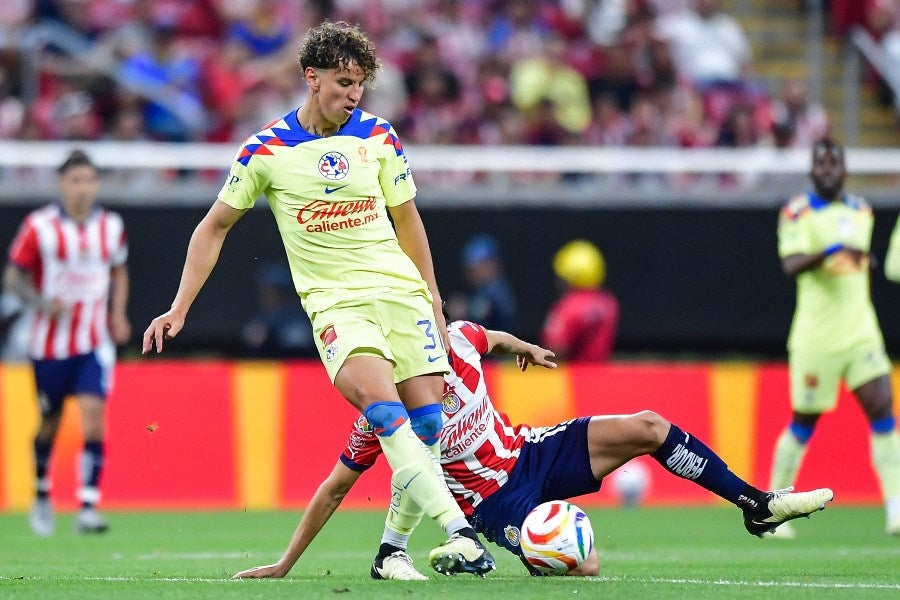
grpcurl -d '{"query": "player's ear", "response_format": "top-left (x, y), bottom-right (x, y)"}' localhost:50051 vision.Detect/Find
top-left (304, 67), bottom-right (320, 91)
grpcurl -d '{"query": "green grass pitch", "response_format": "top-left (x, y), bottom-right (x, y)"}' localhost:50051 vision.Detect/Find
top-left (0, 506), bottom-right (897, 599)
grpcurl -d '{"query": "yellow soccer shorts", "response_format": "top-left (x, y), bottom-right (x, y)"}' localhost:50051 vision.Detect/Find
top-left (310, 292), bottom-right (450, 383)
top-left (789, 342), bottom-right (891, 413)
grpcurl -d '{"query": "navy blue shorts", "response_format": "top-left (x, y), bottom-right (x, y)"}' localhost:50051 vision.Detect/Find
top-left (32, 350), bottom-right (110, 414)
top-left (471, 417), bottom-right (601, 555)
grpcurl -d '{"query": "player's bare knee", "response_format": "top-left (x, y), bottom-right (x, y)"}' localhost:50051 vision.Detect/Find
top-left (631, 410), bottom-right (669, 449)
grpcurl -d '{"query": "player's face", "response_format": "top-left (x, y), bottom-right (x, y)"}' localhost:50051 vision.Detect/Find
top-left (810, 146), bottom-right (845, 199)
top-left (310, 61), bottom-right (366, 128)
top-left (58, 164), bottom-right (100, 215)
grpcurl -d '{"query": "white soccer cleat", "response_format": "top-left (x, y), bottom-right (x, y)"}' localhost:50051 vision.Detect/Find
top-left (370, 550), bottom-right (429, 581)
top-left (744, 487), bottom-right (833, 538)
top-left (428, 532), bottom-right (495, 577)
top-left (29, 498), bottom-right (55, 537)
top-left (75, 507), bottom-right (109, 534)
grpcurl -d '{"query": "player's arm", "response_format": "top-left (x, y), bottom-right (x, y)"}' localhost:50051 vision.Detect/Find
top-left (781, 251), bottom-right (832, 277)
top-left (485, 328), bottom-right (557, 372)
top-left (2, 264), bottom-right (61, 315)
top-left (781, 245), bottom-right (870, 278)
top-left (232, 460), bottom-right (363, 579)
top-left (388, 199), bottom-right (448, 348)
top-left (108, 264), bottom-right (131, 345)
top-left (142, 200), bottom-right (248, 353)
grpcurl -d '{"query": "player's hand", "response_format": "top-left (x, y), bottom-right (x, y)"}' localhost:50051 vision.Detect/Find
top-left (516, 345), bottom-right (557, 372)
top-left (842, 246), bottom-right (868, 264)
top-left (231, 563), bottom-right (287, 579)
top-left (142, 310), bottom-right (185, 354)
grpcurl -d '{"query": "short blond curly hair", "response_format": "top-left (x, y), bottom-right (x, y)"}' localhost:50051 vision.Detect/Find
top-left (298, 21), bottom-right (380, 85)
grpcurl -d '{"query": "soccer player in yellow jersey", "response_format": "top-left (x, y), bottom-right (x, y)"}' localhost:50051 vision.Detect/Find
top-left (770, 138), bottom-right (900, 537)
top-left (142, 21), bottom-right (495, 577)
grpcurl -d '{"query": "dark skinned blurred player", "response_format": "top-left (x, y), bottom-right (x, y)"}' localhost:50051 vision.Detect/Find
top-left (769, 138), bottom-right (899, 537)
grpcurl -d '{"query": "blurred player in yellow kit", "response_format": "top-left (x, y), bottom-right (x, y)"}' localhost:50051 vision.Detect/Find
top-left (769, 138), bottom-right (900, 537)
top-left (143, 21), bottom-right (494, 577)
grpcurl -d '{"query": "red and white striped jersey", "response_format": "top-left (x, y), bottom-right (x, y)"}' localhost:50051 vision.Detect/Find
top-left (7, 204), bottom-right (127, 360)
top-left (339, 320), bottom-right (532, 514)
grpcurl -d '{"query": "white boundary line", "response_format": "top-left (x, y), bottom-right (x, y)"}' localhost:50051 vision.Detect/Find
top-left (1, 575), bottom-right (896, 589)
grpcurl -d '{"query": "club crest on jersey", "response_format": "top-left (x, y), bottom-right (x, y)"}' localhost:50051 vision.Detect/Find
top-left (442, 390), bottom-right (462, 415)
top-left (320, 324), bottom-right (339, 362)
top-left (504, 525), bottom-right (521, 547)
top-left (318, 151), bottom-right (349, 180)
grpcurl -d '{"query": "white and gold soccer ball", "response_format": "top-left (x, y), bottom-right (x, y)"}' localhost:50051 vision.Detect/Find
top-left (520, 501), bottom-right (594, 575)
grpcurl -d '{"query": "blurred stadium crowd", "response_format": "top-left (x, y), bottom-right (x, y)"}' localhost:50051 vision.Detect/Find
top-left (0, 0), bottom-right (900, 161)
top-left (0, 0), bottom-right (895, 154)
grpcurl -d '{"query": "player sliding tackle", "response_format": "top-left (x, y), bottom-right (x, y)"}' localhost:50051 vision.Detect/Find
top-left (234, 321), bottom-right (834, 580)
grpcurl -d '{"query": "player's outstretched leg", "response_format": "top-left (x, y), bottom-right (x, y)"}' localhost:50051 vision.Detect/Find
top-left (428, 529), bottom-right (496, 577)
top-left (645, 418), bottom-right (833, 538)
top-left (742, 487), bottom-right (834, 538)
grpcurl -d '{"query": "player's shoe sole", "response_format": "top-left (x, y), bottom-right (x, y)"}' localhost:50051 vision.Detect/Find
top-left (762, 521), bottom-right (796, 539)
top-left (745, 487), bottom-right (833, 538)
top-left (370, 550), bottom-right (428, 581)
top-left (428, 533), bottom-right (495, 577)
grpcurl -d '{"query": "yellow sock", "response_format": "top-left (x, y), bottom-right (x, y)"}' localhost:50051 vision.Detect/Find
top-left (385, 440), bottom-right (442, 536)
top-left (769, 428), bottom-right (807, 490)
top-left (872, 430), bottom-right (900, 499)
top-left (377, 421), bottom-right (463, 529)
top-left (385, 476), bottom-right (423, 536)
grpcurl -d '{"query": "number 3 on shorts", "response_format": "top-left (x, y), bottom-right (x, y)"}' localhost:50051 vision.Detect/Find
top-left (416, 319), bottom-right (445, 351)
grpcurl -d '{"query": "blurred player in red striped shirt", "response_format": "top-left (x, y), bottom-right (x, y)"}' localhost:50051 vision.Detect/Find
top-left (3, 150), bottom-right (130, 536)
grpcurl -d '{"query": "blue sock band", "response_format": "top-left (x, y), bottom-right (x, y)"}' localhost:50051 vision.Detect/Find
top-left (408, 404), bottom-right (443, 446)
top-left (871, 415), bottom-right (896, 434)
top-left (788, 421), bottom-right (815, 444)
top-left (363, 401), bottom-right (409, 437)
top-left (651, 424), bottom-right (747, 504)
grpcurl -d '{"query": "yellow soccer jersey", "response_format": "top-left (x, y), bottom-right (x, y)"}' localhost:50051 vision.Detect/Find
top-left (218, 108), bottom-right (425, 314)
top-left (778, 192), bottom-right (884, 354)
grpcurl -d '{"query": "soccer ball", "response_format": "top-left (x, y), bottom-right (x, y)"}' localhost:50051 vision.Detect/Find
top-left (520, 501), bottom-right (594, 575)
top-left (610, 458), bottom-right (651, 507)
